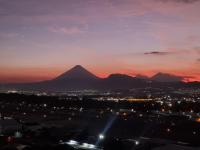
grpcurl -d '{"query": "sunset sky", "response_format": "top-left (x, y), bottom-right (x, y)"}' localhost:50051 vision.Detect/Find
top-left (0, 0), bottom-right (200, 83)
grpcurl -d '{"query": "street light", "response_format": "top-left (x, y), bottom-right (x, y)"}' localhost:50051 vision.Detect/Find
top-left (99, 134), bottom-right (104, 140)
top-left (135, 140), bottom-right (140, 145)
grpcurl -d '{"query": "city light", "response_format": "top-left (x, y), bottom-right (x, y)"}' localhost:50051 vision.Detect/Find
top-left (66, 140), bottom-right (78, 145)
top-left (99, 134), bottom-right (104, 140)
top-left (135, 140), bottom-right (140, 145)
top-left (81, 143), bottom-right (96, 149)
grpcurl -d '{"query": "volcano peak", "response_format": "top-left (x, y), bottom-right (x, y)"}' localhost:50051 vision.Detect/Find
top-left (54, 65), bottom-right (99, 80)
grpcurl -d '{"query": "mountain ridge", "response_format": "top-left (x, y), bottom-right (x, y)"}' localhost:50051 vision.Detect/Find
top-left (151, 72), bottom-right (183, 82)
top-left (0, 65), bottom-right (199, 91)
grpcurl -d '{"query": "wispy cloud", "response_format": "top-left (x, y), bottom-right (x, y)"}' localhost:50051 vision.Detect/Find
top-left (144, 51), bottom-right (172, 55)
top-left (157, 0), bottom-right (199, 3)
top-left (0, 32), bottom-right (19, 39)
top-left (48, 26), bottom-right (85, 35)
top-left (144, 47), bottom-right (200, 56)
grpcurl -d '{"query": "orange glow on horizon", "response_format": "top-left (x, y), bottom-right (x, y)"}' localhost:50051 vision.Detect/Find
top-left (0, 66), bottom-right (200, 83)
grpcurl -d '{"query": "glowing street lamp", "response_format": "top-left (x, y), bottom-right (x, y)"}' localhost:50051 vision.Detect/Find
top-left (99, 134), bottom-right (104, 140)
top-left (135, 140), bottom-right (140, 145)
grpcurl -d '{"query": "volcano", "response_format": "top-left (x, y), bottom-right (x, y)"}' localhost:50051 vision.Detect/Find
top-left (1, 65), bottom-right (199, 92)
top-left (54, 65), bottom-right (99, 80)
top-left (41, 65), bottom-right (100, 90)
top-left (151, 72), bottom-right (183, 82)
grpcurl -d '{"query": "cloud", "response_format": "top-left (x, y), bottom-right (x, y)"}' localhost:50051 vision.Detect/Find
top-left (157, 0), bottom-right (199, 3)
top-left (0, 32), bottom-right (19, 39)
top-left (144, 51), bottom-right (172, 55)
top-left (48, 26), bottom-right (85, 35)
top-left (197, 58), bottom-right (200, 62)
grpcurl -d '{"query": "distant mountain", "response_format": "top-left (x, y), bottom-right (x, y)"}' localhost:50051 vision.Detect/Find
top-left (100, 74), bottom-right (146, 90)
top-left (107, 74), bottom-right (134, 80)
top-left (0, 66), bottom-right (199, 92)
top-left (151, 72), bottom-right (183, 82)
top-left (54, 65), bottom-right (99, 80)
top-left (0, 65), bottom-right (100, 91)
top-left (39, 65), bottom-right (100, 91)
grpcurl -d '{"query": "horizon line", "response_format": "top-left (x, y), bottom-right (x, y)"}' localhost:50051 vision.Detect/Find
top-left (0, 65), bottom-right (199, 84)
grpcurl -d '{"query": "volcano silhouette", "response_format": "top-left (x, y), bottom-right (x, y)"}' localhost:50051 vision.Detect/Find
top-left (54, 65), bottom-right (99, 80)
top-left (151, 72), bottom-right (183, 82)
top-left (1, 65), bottom-right (199, 91)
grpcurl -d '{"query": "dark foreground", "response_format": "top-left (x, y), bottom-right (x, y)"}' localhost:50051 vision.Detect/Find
top-left (0, 93), bottom-right (200, 150)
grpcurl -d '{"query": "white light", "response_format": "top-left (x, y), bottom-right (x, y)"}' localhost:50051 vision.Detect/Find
top-left (14, 131), bottom-right (22, 138)
top-left (168, 103), bottom-right (172, 107)
top-left (81, 143), bottom-right (96, 149)
top-left (99, 134), bottom-right (104, 140)
top-left (88, 144), bottom-right (95, 149)
top-left (82, 143), bottom-right (89, 147)
top-left (67, 140), bottom-right (78, 145)
top-left (135, 140), bottom-right (140, 145)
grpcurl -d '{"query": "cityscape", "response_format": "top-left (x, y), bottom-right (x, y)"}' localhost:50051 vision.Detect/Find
top-left (0, 66), bottom-right (200, 150)
top-left (1, 0), bottom-right (200, 150)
